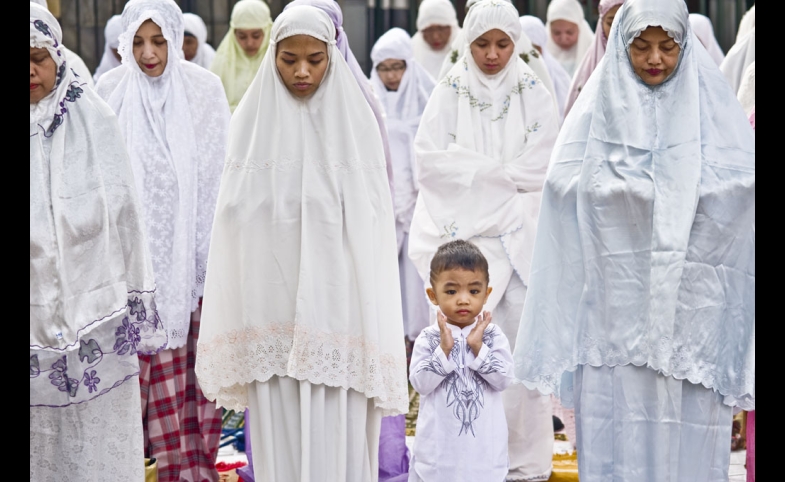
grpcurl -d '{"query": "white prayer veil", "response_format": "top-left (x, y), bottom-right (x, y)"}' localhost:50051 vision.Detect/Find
top-left (513, 0), bottom-right (754, 411)
top-left (195, 5), bottom-right (409, 417)
top-left (30, 0), bottom-right (94, 86)
top-left (30, 3), bottom-right (166, 407)
top-left (519, 15), bottom-right (571, 122)
top-left (689, 13), bottom-right (724, 66)
top-left (736, 3), bottom-right (754, 43)
top-left (544, 0), bottom-right (595, 77)
top-left (720, 26), bottom-right (754, 95)
top-left (183, 12), bottom-right (216, 69)
top-left (93, 15), bottom-right (123, 83)
top-left (412, 0), bottom-right (461, 80)
top-left (370, 27), bottom-right (435, 253)
top-left (95, 0), bottom-right (230, 349)
top-left (408, 0), bottom-right (559, 312)
top-left (737, 60), bottom-right (755, 116)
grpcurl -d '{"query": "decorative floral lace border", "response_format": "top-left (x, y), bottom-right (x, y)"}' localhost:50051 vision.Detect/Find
top-left (196, 323), bottom-right (409, 417)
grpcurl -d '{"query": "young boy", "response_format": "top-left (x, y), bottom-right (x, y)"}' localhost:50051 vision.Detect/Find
top-left (408, 240), bottom-right (515, 482)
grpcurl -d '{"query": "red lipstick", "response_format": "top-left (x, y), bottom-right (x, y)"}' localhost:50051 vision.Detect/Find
top-left (30, 83), bottom-right (39, 90)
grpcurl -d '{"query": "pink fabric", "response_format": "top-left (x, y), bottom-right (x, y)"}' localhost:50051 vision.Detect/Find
top-left (563, 0), bottom-right (625, 118)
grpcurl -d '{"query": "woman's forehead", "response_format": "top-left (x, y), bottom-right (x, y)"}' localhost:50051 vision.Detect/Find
top-left (277, 34), bottom-right (327, 52)
top-left (476, 28), bottom-right (511, 41)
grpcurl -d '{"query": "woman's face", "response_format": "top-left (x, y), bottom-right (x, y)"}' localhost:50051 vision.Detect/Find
top-left (470, 28), bottom-right (515, 75)
top-left (275, 34), bottom-right (329, 98)
top-left (422, 24), bottom-right (452, 50)
top-left (183, 34), bottom-right (198, 61)
top-left (235, 28), bottom-right (265, 57)
top-left (629, 26), bottom-right (680, 86)
top-left (30, 47), bottom-right (56, 104)
top-left (376, 59), bottom-right (406, 91)
top-left (550, 19), bottom-right (579, 50)
top-left (602, 5), bottom-right (621, 40)
top-left (133, 19), bottom-right (168, 77)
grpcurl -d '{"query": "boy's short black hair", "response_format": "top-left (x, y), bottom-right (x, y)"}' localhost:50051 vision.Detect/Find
top-left (429, 240), bottom-right (490, 287)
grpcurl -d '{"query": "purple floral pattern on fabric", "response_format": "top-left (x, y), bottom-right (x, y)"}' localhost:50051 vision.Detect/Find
top-left (83, 370), bottom-right (101, 393)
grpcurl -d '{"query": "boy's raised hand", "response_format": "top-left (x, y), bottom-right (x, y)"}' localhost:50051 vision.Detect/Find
top-left (436, 311), bottom-right (454, 358)
top-left (467, 311), bottom-right (492, 357)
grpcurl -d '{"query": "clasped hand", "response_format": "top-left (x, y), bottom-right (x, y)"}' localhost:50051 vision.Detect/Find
top-left (436, 310), bottom-right (492, 359)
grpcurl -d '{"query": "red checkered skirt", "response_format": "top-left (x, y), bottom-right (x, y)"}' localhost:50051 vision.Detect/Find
top-left (139, 304), bottom-right (223, 482)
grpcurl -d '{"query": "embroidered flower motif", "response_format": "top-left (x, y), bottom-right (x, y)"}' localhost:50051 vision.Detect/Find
top-left (63, 83), bottom-right (83, 102)
top-left (33, 20), bottom-right (54, 40)
top-left (450, 49), bottom-right (459, 64)
top-left (30, 355), bottom-right (40, 378)
top-left (440, 221), bottom-right (459, 239)
top-left (114, 316), bottom-right (141, 356)
top-left (519, 52), bottom-right (530, 63)
top-left (531, 49), bottom-right (540, 58)
top-left (55, 62), bottom-right (66, 87)
top-left (78, 338), bottom-right (103, 364)
top-left (83, 370), bottom-right (101, 393)
top-left (49, 356), bottom-right (79, 397)
top-left (443, 76), bottom-right (492, 111)
top-left (128, 296), bottom-right (147, 321)
top-left (524, 122), bottom-right (542, 143)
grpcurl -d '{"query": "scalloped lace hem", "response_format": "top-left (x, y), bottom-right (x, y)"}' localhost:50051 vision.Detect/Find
top-left (195, 323), bottom-right (409, 417)
top-left (516, 358), bottom-right (754, 411)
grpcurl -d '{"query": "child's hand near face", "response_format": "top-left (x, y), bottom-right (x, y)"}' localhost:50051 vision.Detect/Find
top-left (467, 310), bottom-right (491, 356)
top-left (436, 311), bottom-right (455, 357)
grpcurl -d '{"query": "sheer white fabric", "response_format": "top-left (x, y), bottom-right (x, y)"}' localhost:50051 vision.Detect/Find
top-left (737, 60), bottom-right (755, 117)
top-left (412, 0), bottom-right (461, 80)
top-left (519, 15), bottom-right (571, 124)
top-left (408, 0), bottom-right (559, 314)
top-left (689, 13), bottom-right (724, 66)
top-left (544, 0), bottom-right (595, 77)
top-left (736, 4), bottom-right (754, 43)
top-left (93, 15), bottom-right (123, 83)
top-left (437, 18), bottom-right (559, 118)
top-left (195, 5), bottom-right (409, 417)
top-left (513, 0), bottom-right (755, 411)
top-left (720, 27), bottom-right (754, 95)
top-left (95, 0), bottom-right (230, 349)
top-left (30, 374), bottom-right (146, 482)
top-left (184, 12), bottom-right (216, 69)
top-left (369, 28), bottom-right (435, 340)
top-left (30, 3), bottom-right (165, 410)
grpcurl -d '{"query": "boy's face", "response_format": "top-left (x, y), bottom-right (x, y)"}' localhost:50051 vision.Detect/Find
top-left (426, 268), bottom-right (492, 329)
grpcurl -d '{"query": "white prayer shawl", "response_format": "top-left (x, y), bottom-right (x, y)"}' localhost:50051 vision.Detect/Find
top-left (437, 18), bottom-right (559, 119)
top-left (93, 15), bottom-right (123, 83)
top-left (412, 0), bottom-right (461, 80)
top-left (545, 0), bottom-right (595, 77)
top-left (736, 4), bottom-right (754, 43)
top-left (184, 12), bottom-right (216, 70)
top-left (95, 0), bottom-right (230, 349)
top-left (29, 0), bottom-right (94, 87)
top-left (408, 0), bottom-right (559, 313)
top-left (520, 15), bottom-right (571, 123)
top-left (513, 0), bottom-right (755, 411)
top-left (720, 27), bottom-right (755, 95)
top-left (689, 13), bottom-right (724, 66)
top-left (195, 5), bottom-right (409, 417)
top-left (369, 27), bottom-right (436, 247)
top-left (737, 61), bottom-right (755, 117)
top-left (30, 3), bottom-right (166, 407)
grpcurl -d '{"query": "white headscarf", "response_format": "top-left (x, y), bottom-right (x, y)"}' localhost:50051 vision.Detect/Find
top-left (545, 0), bottom-right (595, 77)
top-left (736, 3), bottom-right (754, 43)
top-left (689, 13), bottom-right (724, 66)
top-left (94, 0), bottom-right (230, 350)
top-left (737, 60), bottom-right (755, 117)
top-left (408, 0), bottom-right (559, 312)
top-left (513, 0), bottom-right (755, 411)
top-left (195, 5), bottom-right (409, 416)
top-left (436, 3), bottom-right (559, 120)
top-left (370, 27), bottom-right (436, 245)
top-left (93, 15), bottom-right (123, 83)
top-left (720, 26), bottom-right (754, 95)
top-left (183, 12), bottom-right (216, 69)
top-left (519, 15), bottom-right (571, 122)
top-left (30, 3), bottom-right (166, 407)
top-left (29, 0), bottom-right (94, 87)
top-left (412, 0), bottom-right (461, 80)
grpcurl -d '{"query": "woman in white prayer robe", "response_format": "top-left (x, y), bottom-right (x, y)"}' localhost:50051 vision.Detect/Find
top-left (720, 25), bottom-right (754, 95)
top-left (407, 1), bottom-right (559, 479)
top-left (413, 0), bottom-right (461, 81)
top-left (513, 0), bottom-right (754, 480)
top-left (95, 0), bottom-right (230, 479)
top-left (93, 15), bottom-right (123, 83)
top-left (736, 3), bottom-right (755, 42)
top-left (183, 12), bottom-right (216, 69)
top-left (545, 0), bottom-right (594, 77)
top-left (689, 13), bottom-right (724, 66)
top-left (30, 0), bottom-right (94, 87)
top-left (195, 6), bottom-right (409, 482)
top-left (30, 3), bottom-right (166, 480)
top-left (519, 15), bottom-right (571, 124)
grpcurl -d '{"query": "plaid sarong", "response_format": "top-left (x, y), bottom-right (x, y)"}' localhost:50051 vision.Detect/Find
top-left (139, 304), bottom-right (223, 482)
